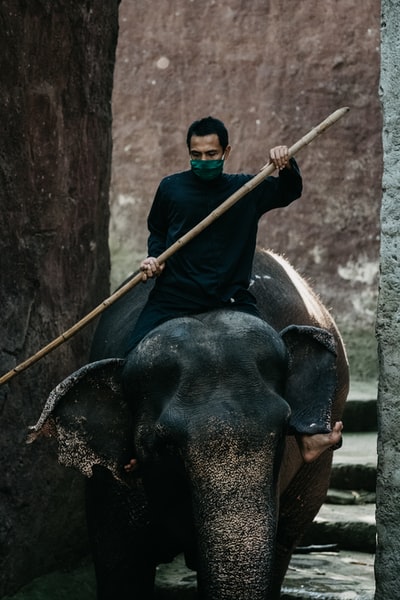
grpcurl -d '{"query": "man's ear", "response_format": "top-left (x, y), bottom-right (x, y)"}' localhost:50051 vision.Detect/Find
top-left (224, 144), bottom-right (232, 160)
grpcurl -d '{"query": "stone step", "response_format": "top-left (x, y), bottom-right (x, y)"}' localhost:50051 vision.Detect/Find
top-left (330, 431), bottom-right (377, 491)
top-left (344, 381), bottom-right (377, 432)
top-left (333, 432), bottom-right (377, 466)
top-left (330, 462), bottom-right (376, 492)
top-left (342, 398), bottom-right (377, 432)
top-left (299, 429), bottom-right (377, 557)
top-left (348, 380), bottom-right (377, 403)
top-left (301, 502), bottom-right (376, 554)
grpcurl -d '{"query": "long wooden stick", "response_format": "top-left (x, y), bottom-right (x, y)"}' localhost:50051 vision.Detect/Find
top-left (0, 106), bottom-right (349, 386)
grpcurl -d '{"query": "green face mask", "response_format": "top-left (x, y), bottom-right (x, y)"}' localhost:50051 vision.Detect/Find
top-left (190, 158), bottom-right (224, 181)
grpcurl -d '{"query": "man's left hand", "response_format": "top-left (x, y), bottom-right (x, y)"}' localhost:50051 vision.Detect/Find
top-left (269, 145), bottom-right (291, 171)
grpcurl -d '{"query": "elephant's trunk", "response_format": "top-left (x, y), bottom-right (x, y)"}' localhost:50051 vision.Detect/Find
top-left (184, 419), bottom-right (284, 600)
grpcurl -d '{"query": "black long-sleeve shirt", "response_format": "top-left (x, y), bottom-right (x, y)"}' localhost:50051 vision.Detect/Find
top-left (146, 160), bottom-right (302, 306)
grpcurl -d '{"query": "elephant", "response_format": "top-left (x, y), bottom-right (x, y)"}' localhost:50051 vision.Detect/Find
top-left (29, 248), bottom-right (349, 600)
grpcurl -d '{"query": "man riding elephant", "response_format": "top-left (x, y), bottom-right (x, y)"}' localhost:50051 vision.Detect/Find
top-left (125, 115), bottom-right (342, 469)
top-left (28, 116), bottom-right (348, 600)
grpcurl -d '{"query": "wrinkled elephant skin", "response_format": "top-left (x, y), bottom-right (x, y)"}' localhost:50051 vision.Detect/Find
top-left (29, 249), bottom-right (349, 600)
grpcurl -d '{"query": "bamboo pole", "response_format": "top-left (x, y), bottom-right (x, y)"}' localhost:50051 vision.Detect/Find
top-left (0, 106), bottom-right (349, 386)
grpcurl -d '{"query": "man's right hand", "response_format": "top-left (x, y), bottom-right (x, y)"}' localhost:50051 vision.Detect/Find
top-left (140, 257), bottom-right (165, 281)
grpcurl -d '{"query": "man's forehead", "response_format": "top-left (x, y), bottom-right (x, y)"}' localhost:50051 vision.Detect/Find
top-left (189, 134), bottom-right (222, 151)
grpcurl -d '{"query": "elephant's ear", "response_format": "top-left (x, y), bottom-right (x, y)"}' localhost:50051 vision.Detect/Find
top-left (27, 358), bottom-right (133, 481)
top-left (280, 325), bottom-right (337, 435)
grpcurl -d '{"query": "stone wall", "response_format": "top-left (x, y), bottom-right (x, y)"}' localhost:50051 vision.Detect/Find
top-left (110, 0), bottom-right (381, 379)
top-left (375, 1), bottom-right (400, 597)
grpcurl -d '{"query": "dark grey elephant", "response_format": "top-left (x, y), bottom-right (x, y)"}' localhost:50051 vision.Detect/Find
top-left (29, 249), bottom-right (348, 599)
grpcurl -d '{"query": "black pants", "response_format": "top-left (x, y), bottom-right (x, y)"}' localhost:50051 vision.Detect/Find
top-left (125, 288), bottom-right (260, 355)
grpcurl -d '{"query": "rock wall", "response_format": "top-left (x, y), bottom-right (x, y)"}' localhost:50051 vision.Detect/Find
top-left (375, 1), bottom-right (400, 597)
top-left (110, 0), bottom-right (381, 379)
top-left (0, 2), bottom-right (118, 595)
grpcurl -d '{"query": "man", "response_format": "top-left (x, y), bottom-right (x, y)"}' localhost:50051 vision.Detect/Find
top-left (124, 116), bottom-right (342, 470)
top-left (127, 116), bottom-right (302, 349)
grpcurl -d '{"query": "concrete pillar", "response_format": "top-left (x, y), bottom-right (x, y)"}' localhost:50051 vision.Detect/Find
top-left (375, 2), bottom-right (400, 598)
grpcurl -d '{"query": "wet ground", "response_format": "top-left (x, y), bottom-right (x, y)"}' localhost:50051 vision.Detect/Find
top-left (282, 550), bottom-right (374, 600)
top-left (154, 550), bottom-right (375, 600)
top-left (3, 549), bottom-right (374, 600)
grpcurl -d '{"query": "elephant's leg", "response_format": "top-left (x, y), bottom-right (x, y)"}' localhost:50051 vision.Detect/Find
top-left (273, 449), bottom-right (333, 596)
top-left (85, 468), bottom-right (156, 600)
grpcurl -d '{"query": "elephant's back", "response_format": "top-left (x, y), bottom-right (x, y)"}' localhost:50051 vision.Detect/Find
top-left (90, 249), bottom-right (348, 395)
top-left (90, 275), bottom-right (156, 360)
top-left (91, 249), bottom-right (337, 356)
top-left (253, 249), bottom-right (349, 417)
top-left (252, 249), bottom-right (333, 333)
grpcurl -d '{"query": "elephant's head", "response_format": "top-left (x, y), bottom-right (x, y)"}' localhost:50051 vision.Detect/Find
top-left (29, 309), bottom-right (337, 599)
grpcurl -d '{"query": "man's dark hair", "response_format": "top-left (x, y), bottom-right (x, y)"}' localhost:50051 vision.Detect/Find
top-left (186, 116), bottom-right (229, 151)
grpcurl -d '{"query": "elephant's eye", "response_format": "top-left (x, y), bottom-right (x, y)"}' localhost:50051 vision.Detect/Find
top-left (255, 342), bottom-right (287, 388)
top-left (136, 358), bottom-right (182, 402)
top-left (154, 362), bottom-right (181, 397)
